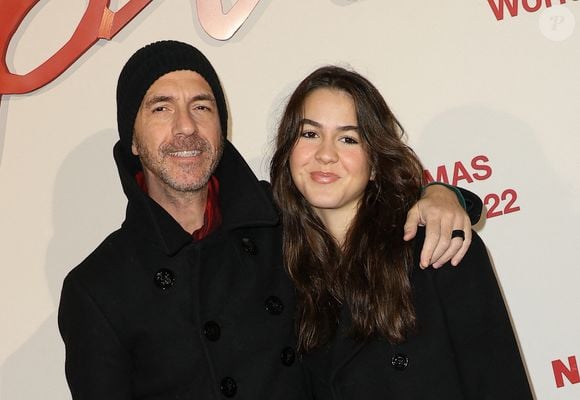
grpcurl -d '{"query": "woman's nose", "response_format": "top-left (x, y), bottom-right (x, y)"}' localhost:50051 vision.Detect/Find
top-left (314, 138), bottom-right (338, 164)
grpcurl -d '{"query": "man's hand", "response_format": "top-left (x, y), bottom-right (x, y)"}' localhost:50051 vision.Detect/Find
top-left (403, 184), bottom-right (472, 268)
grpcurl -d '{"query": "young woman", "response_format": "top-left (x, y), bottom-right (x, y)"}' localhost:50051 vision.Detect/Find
top-left (270, 66), bottom-right (533, 399)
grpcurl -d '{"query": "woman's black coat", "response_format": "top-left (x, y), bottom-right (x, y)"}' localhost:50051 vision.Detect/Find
top-left (302, 230), bottom-right (533, 400)
top-left (58, 141), bottom-right (307, 399)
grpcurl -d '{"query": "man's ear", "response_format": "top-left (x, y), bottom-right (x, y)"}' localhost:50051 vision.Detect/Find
top-left (131, 135), bottom-right (139, 156)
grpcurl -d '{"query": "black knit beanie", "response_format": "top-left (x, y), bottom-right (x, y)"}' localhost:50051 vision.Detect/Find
top-left (116, 40), bottom-right (228, 155)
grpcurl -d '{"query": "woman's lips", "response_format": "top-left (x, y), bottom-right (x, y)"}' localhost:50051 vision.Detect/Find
top-left (310, 171), bottom-right (339, 184)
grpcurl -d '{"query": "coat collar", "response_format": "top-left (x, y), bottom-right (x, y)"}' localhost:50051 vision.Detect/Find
top-left (113, 139), bottom-right (279, 256)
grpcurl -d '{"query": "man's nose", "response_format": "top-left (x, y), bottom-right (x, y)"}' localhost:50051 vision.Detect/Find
top-left (173, 107), bottom-right (197, 136)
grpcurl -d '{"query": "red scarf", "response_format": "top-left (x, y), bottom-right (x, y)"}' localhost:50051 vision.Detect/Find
top-left (136, 172), bottom-right (222, 240)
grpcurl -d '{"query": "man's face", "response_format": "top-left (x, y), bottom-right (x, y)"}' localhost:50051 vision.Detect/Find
top-left (132, 70), bottom-right (223, 194)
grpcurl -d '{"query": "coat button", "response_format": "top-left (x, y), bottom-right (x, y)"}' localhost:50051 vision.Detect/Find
top-left (203, 321), bottom-right (221, 341)
top-left (153, 268), bottom-right (175, 290)
top-left (265, 296), bottom-right (284, 315)
top-left (280, 346), bottom-right (296, 366)
top-left (241, 237), bottom-right (258, 255)
top-left (220, 376), bottom-right (237, 397)
top-left (391, 353), bottom-right (409, 371)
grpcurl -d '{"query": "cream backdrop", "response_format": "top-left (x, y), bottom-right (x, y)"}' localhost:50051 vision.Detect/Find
top-left (1, 1), bottom-right (579, 399)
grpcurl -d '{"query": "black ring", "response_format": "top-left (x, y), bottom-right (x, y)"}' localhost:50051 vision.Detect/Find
top-left (451, 230), bottom-right (465, 240)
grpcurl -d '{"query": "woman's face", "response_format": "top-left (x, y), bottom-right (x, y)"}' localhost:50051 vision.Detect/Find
top-left (289, 88), bottom-right (372, 224)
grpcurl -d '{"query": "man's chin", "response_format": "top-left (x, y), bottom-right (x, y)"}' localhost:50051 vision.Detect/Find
top-left (164, 175), bottom-right (211, 193)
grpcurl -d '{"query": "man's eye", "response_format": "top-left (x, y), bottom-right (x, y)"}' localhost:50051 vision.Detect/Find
top-left (194, 104), bottom-right (213, 112)
top-left (152, 106), bottom-right (168, 112)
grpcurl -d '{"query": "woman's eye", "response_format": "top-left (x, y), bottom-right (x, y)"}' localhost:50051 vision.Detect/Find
top-left (340, 136), bottom-right (359, 144)
top-left (301, 131), bottom-right (317, 139)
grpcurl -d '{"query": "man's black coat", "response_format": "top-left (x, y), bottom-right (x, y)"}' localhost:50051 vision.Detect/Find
top-left (58, 141), bottom-right (307, 399)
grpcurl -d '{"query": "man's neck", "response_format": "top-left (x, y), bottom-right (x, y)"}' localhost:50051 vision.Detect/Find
top-left (148, 184), bottom-right (208, 235)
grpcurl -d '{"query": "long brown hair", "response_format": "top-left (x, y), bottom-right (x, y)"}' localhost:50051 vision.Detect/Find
top-left (271, 66), bottom-right (424, 352)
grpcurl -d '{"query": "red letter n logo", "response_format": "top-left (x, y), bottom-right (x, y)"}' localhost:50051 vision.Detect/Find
top-left (552, 356), bottom-right (580, 388)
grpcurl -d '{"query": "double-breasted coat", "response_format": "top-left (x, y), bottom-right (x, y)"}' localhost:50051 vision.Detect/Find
top-left (58, 141), bottom-right (308, 399)
top-left (302, 230), bottom-right (533, 400)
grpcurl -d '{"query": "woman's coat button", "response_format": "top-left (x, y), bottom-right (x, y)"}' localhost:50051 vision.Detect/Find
top-left (391, 353), bottom-right (409, 371)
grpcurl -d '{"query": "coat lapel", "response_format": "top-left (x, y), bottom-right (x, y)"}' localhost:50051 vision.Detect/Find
top-left (328, 306), bottom-right (366, 383)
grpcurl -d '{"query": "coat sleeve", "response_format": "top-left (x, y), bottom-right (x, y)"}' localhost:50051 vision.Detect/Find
top-left (457, 187), bottom-right (483, 226)
top-left (58, 274), bottom-right (132, 400)
top-left (431, 231), bottom-right (533, 399)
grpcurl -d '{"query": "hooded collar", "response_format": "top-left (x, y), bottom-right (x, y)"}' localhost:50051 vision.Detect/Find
top-left (113, 140), bottom-right (279, 256)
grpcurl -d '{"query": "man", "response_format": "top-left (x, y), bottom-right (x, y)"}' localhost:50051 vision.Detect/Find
top-left (58, 40), bottom-right (481, 399)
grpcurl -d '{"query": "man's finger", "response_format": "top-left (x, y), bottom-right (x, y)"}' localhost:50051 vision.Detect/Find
top-left (403, 205), bottom-right (420, 241)
top-left (429, 230), bottom-right (452, 268)
top-left (450, 219), bottom-right (473, 266)
top-left (431, 237), bottom-right (463, 268)
top-left (419, 219), bottom-right (441, 268)
top-left (422, 209), bottom-right (458, 268)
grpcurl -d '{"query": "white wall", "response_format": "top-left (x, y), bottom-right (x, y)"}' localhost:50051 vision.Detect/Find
top-left (1, 1), bottom-right (579, 398)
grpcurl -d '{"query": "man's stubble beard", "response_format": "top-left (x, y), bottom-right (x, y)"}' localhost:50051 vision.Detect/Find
top-left (135, 133), bottom-right (224, 193)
